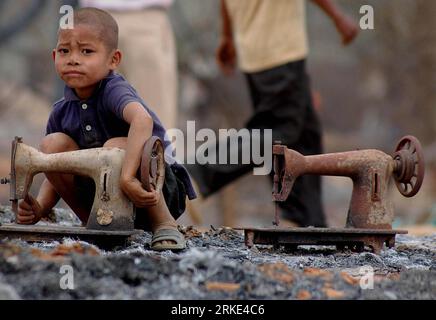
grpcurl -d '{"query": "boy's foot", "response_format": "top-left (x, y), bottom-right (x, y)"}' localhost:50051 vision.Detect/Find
top-left (151, 227), bottom-right (186, 251)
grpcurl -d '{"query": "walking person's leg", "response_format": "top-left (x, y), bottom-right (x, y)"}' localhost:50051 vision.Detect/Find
top-left (245, 60), bottom-right (326, 227)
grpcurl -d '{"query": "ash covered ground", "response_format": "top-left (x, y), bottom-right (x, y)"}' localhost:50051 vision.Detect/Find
top-left (0, 205), bottom-right (435, 300)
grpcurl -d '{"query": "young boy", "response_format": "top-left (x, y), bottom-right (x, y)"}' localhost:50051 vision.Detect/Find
top-left (15, 7), bottom-right (196, 251)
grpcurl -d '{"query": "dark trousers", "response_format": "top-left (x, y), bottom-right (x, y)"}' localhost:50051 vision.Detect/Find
top-left (187, 59), bottom-right (326, 227)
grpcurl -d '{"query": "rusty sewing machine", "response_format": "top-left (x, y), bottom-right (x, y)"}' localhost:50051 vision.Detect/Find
top-left (242, 136), bottom-right (425, 254)
top-left (0, 136), bottom-right (165, 248)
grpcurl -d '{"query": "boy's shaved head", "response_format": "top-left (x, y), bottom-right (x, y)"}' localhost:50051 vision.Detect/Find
top-left (70, 7), bottom-right (119, 51)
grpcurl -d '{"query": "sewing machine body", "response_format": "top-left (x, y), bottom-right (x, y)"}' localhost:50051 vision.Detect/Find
top-left (0, 136), bottom-right (165, 247)
top-left (243, 136), bottom-right (425, 254)
top-left (12, 140), bottom-right (134, 230)
top-left (273, 147), bottom-right (396, 230)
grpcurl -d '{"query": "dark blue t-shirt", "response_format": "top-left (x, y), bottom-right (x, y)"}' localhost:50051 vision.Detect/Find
top-left (46, 71), bottom-right (196, 200)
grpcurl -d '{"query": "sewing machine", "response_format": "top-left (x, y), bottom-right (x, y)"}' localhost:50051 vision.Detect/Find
top-left (242, 136), bottom-right (425, 254)
top-left (0, 136), bottom-right (165, 248)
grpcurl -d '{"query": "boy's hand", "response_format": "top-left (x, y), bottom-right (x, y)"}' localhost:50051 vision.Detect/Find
top-left (216, 36), bottom-right (237, 75)
top-left (120, 177), bottom-right (160, 208)
top-left (334, 14), bottom-right (359, 45)
top-left (16, 194), bottom-right (44, 225)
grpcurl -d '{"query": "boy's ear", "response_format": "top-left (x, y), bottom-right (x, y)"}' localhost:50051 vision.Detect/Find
top-left (109, 49), bottom-right (122, 70)
top-left (52, 49), bottom-right (56, 61)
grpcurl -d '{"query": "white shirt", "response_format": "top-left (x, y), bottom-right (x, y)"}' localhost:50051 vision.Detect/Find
top-left (79, 0), bottom-right (173, 11)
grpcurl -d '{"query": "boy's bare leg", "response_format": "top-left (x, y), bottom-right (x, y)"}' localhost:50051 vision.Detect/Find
top-left (142, 192), bottom-right (177, 230)
top-left (104, 137), bottom-right (179, 246)
top-left (40, 133), bottom-right (92, 224)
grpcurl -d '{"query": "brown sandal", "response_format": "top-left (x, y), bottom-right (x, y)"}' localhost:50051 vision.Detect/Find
top-left (151, 228), bottom-right (186, 251)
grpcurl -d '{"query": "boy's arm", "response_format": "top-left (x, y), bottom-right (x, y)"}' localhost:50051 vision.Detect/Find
top-left (119, 102), bottom-right (159, 207)
top-left (216, 0), bottom-right (237, 75)
top-left (37, 178), bottom-right (60, 214)
top-left (311, 0), bottom-right (359, 45)
top-left (16, 178), bottom-right (59, 224)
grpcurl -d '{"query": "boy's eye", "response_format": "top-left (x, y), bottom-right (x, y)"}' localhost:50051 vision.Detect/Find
top-left (82, 49), bottom-right (94, 54)
top-left (58, 48), bottom-right (69, 54)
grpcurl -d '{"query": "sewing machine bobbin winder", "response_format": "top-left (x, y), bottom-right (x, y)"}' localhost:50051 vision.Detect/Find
top-left (0, 136), bottom-right (165, 248)
top-left (241, 136), bottom-right (425, 254)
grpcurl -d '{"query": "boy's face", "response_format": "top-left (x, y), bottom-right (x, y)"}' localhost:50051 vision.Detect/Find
top-left (53, 25), bottom-right (121, 99)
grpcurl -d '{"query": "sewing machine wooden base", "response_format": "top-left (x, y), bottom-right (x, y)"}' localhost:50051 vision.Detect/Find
top-left (0, 136), bottom-right (165, 249)
top-left (0, 223), bottom-right (143, 250)
top-left (239, 227), bottom-right (408, 254)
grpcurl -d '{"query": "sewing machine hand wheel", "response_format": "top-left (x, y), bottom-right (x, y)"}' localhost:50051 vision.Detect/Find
top-left (140, 136), bottom-right (165, 193)
top-left (392, 135), bottom-right (424, 197)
